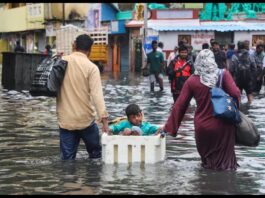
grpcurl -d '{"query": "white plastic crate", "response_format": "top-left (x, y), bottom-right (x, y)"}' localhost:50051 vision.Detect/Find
top-left (55, 25), bottom-right (108, 56)
top-left (101, 133), bottom-right (166, 164)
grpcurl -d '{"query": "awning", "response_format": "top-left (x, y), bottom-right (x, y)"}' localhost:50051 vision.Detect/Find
top-left (125, 20), bottom-right (144, 28)
top-left (147, 19), bottom-right (200, 31)
top-left (125, 19), bottom-right (200, 29)
top-left (147, 20), bottom-right (265, 32)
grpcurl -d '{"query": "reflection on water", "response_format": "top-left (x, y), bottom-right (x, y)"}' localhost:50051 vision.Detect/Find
top-left (0, 71), bottom-right (265, 194)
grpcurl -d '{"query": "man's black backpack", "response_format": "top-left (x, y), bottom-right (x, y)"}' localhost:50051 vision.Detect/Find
top-left (237, 50), bottom-right (251, 70)
top-left (30, 55), bottom-right (68, 97)
top-left (235, 50), bottom-right (252, 82)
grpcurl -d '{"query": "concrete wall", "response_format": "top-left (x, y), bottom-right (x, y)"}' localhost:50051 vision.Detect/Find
top-left (159, 31), bottom-right (181, 51)
top-left (159, 30), bottom-right (265, 56)
top-left (26, 3), bottom-right (45, 30)
top-left (0, 4), bottom-right (46, 32)
top-left (0, 6), bottom-right (27, 32)
top-left (234, 31), bottom-right (265, 48)
top-left (101, 3), bottom-right (116, 21)
top-left (159, 31), bottom-right (214, 51)
top-left (234, 32), bottom-right (252, 48)
top-left (0, 40), bottom-right (9, 64)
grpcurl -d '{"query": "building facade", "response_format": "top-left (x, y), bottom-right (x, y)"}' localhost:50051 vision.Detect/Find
top-left (2, 3), bottom-right (265, 72)
top-left (0, 3), bottom-right (130, 73)
top-left (126, 3), bottom-right (265, 69)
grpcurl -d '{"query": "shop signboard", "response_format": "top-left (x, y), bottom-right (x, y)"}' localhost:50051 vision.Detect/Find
top-left (144, 35), bottom-right (158, 54)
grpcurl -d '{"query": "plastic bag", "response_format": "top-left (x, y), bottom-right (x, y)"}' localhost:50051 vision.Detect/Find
top-left (236, 111), bottom-right (260, 147)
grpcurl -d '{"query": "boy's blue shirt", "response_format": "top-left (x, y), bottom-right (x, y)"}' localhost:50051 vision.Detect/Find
top-left (109, 120), bottom-right (159, 136)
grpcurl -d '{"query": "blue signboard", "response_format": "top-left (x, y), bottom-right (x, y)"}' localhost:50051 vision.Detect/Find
top-left (144, 36), bottom-right (158, 54)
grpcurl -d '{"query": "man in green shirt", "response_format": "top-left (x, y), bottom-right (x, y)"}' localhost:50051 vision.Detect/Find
top-left (143, 40), bottom-right (165, 92)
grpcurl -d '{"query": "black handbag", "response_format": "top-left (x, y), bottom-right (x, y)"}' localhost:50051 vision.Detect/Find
top-left (142, 67), bottom-right (150, 77)
top-left (236, 111), bottom-right (260, 147)
top-left (30, 55), bottom-right (68, 97)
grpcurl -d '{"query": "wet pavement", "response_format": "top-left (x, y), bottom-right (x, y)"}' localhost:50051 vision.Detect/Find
top-left (0, 70), bottom-right (265, 195)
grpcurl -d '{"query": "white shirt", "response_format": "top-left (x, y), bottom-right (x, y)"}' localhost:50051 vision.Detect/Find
top-left (167, 51), bottom-right (177, 67)
top-left (157, 47), bottom-right (166, 61)
top-left (249, 48), bottom-right (255, 56)
top-left (157, 47), bottom-right (162, 53)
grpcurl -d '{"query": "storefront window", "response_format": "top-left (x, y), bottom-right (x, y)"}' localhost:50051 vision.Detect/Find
top-left (252, 35), bottom-right (265, 46)
top-left (178, 35), bottom-right (191, 45)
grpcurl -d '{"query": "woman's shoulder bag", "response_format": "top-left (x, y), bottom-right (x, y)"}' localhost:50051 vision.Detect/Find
top-left (210, 69), bottom-right (241, 124)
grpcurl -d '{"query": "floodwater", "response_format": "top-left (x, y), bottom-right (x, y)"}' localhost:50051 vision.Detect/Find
top-left (0, 71), bottom-right (265, 195)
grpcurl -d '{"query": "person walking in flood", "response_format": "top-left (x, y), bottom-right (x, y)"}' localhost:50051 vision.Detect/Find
top-left (252, 41), bottom-right (264, 94)
top-left (166, 46), bottom-right (178, 79)
top-left (229, 40), bottom-right (256, 104)
top-left (167, 45), bottom-right (194, 103)
top-left (142, 40), bottom-right (164, 92)
top-left (211, 41), bottom-right (227, 69)
top-left (163, 49), bottom-right (241, 171)
top-left (157, 41), bottom-right (166, 70)
top-left (226, 43), bottom-right (236, 70)
top-left (57, 34), bottom-right (109, 160)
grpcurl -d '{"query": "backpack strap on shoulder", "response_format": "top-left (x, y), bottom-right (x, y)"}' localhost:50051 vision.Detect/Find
top-left (218, 69), bottom-right (224, 88)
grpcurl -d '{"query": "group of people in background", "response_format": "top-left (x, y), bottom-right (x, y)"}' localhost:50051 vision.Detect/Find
top-left (210, 39), bottom-right (265, 104)
top-left (14, 40), bottom-right (53, 57)
top-left (143, 38), bottom-right (265, 105)
top-left (139, 37), bottom-right (265, 170)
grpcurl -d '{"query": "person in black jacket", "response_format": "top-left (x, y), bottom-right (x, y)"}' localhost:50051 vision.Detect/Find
top-left (229, 41), bottom-right (257, 104)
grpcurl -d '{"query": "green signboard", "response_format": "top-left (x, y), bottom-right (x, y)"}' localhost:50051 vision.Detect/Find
top-left (184, 3), bottom-right (204, 9)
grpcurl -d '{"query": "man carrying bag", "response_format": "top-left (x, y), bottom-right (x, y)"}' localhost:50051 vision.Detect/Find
top-left (57, 34), bottom-right (109, 160)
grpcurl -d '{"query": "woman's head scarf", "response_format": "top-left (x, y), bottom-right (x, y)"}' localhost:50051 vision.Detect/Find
top-left (194, 49), bottom-right (219, 88)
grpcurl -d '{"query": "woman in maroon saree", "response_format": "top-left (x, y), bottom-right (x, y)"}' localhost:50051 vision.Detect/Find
top-left (163, 49), bottom-right (241, 171)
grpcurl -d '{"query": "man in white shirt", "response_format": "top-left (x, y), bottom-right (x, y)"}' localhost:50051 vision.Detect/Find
top-left (157, 41), bottom-right (166, 73)
top-left (167, 46), bottom-right (178, 68)
top-left (157, 42), bottom-right (163, 53)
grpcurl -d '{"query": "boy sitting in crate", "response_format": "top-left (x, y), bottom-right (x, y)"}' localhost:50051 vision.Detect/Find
top-left (108, 104), bottom-right (163, 136)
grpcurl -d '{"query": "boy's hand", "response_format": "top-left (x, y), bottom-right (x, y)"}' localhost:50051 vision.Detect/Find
top-left (131, 126), bottom-right (143, 136)
top-left (121, 128), bottom-right (132, 136)
top-left (107, 128), bottom-right (113, 135)
top-left (131, 131), bottom-right (140, 136)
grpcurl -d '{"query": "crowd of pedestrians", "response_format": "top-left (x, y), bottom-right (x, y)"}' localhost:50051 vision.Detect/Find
top-left (143, 38), bottom-right (265, 105)
top-left (139, 38), bottom-right (265, 170)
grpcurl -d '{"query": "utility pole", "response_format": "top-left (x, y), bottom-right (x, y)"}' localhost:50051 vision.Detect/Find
top-left (62, 3), bottom-right (65, 26)
top-left (143, 3), bottom-right (148, 67)
top-left (143, 3), bottom-right (148, 43)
